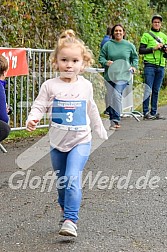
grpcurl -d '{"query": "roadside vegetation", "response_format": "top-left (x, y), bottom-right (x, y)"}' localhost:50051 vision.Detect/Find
top-left (1, 0), bottom-right (167, 142)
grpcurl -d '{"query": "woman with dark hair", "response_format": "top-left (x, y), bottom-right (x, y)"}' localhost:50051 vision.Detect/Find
top-left (0, 55), bottom-right (10, 142)
top-left (99, 24), bottom-right (138, 129)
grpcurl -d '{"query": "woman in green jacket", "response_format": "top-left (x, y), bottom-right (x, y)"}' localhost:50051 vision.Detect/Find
top-left (99, 24), bottom-right (138, 129)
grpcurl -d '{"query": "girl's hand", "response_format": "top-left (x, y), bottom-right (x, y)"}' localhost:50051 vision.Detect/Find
top-left (26, 120), bottom-right (39, 132)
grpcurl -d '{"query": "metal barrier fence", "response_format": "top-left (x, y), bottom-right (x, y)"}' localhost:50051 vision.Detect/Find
top-left (6, 48), bottom-right (56, 130)
top-left (3, 48), bottom-right (137, 131)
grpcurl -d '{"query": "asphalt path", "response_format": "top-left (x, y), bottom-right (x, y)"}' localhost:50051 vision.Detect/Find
top-left (0, 106), bottom-right (167, 252)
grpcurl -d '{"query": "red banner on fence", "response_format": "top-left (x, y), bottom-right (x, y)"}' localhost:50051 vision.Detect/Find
top-left (0, 48), bottom-right (29, 77)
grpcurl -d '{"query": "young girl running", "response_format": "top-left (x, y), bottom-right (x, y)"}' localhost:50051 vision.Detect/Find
top-left (26, 30), bottom-right (108, 237)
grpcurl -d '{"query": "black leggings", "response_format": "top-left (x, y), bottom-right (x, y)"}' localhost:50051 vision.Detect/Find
top-left (0, 120), bottom-right (10, 142)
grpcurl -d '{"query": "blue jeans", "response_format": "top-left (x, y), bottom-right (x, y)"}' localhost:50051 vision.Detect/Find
top-left (50, 142), bottom-right (91, 223)
top-left (143, 65), bottom-right (165, 115)
top-left (106, 80), bottom-right (128, 122)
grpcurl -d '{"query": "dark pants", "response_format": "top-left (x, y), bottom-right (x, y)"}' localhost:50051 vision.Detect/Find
top-left (0, 120), bottom-right (10, 142)
top-left (143, 65), bottom-right (165, 115)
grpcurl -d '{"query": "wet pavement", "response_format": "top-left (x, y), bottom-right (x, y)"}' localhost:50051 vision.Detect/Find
top-left (0, 106), bottom-right (167, 252)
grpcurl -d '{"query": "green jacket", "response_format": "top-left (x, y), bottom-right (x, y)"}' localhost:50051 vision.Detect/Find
top-left (98, 39), bottom-right (138, 81)
top-left (140, 30), bottom-right (167, 67)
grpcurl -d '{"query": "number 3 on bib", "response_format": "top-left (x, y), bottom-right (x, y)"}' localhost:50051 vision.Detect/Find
top-left (66, 112), bottom-right (73, 123)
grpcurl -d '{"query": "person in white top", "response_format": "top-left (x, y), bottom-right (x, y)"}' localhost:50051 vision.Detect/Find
top-left (26, 30), bottom-right (108, 237)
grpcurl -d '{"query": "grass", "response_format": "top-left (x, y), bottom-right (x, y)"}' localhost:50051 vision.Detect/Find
top-left (134, 85), bottom-right (167, 111)
top-left (4, 127), bottom-right (49, 143)
top-left (159, 86), bottom-right (167, 106)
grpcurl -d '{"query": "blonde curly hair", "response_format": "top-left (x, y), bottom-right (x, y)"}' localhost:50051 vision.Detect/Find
top-left (50, 29), bottom-right (94, 71)
top-left (59, 29), bottom-right (76, 39)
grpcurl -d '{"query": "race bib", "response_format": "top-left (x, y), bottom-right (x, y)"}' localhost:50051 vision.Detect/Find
top-left (51, 99), bottom-right (87, 131)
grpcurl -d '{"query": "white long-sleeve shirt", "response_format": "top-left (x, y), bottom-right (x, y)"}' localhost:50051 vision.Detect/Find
top-left (27, 75), bottom-right (108, 151)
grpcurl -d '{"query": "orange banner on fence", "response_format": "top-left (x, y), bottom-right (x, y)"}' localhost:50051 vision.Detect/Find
top-left (0, 48), bottom-right (29, 77)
